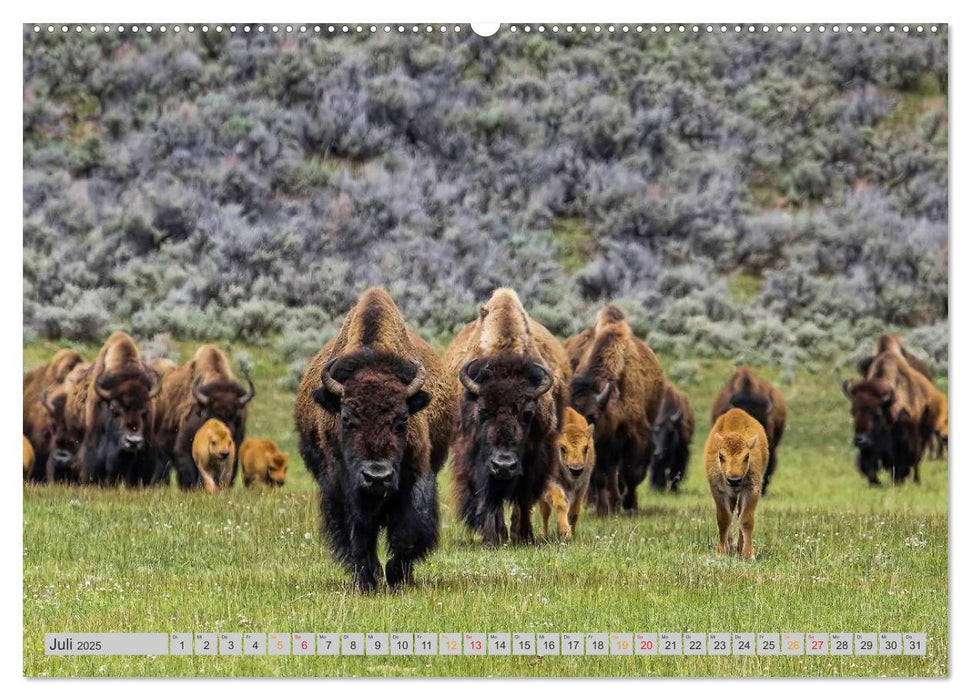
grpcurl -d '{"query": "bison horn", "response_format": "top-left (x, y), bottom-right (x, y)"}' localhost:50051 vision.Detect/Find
top-left (528, 362), bottom-right (555, 399)
top-left (94, 374), bottom-right (112, 402)
top-left (841, 379), bottom-right (854, 399)
top-left (147, 367), bottom-right (162, 399)
top-left (192, 375), bottom-right (211, 407)
top-left (322, 358), bottom-right (345, 398)
top-left (595, 380), bottom-right (611, 408)
top-left (459, 359), bottom-right (482, 396)
top-left (40, 387), bottom-right (56, 415)
top-left (237, 368), bottom-right (256, 406)
top-left (404, 359), bottom-right (426, 398)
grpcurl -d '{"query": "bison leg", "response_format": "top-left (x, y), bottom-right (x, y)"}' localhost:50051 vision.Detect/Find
top-left (538, 498), bottom-right (551, 538)
top-left (568, 489), bottom-right (585, 536)
top-left (761, 448), bottom-right (777, 495)
top-left (737, 494), bottom-right (758, 560)
top-left (510, 500), bottom-right (535, 544)
top-left (648, 453), bottom-right (668, 492)
top-left (606, 463), bottom-right (623, 514)
top-left (714, 497), bottom-right (733, 555)
top-left (545, 484), bottom-right (570, 539)
top-left (386, 474), bottom-right (439, 589)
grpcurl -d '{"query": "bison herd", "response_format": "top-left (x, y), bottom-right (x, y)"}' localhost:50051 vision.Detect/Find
top-left (22, 332), bottom-right (288, 491)
top-left (23, 288), bottom-right (948, 592)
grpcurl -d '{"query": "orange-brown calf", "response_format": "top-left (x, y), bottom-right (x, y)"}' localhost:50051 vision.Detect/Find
top-left (704, 408), bottom-right (768, 560)
top-left (191, 419), bottom-right (236, 493)
top-left (539, 408), bottom-right (595, 539)
top-left (239, 439), bottom-right (290, 488)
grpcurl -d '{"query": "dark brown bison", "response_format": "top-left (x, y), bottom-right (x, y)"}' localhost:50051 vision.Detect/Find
top-left (843, 350), bottom-right (942, 485)
top-left (565, 305), bottom-right (665, 514)
top-left (71, 333), bottom-right (160, 486)
top-left (294, 288), bottom-right (455, 592)
top-left (648, 379), bottom-right (695, 493)
top-left (152, 344), bottom-right (254, 489)
top-left (712, 366), bottom-right (787, 495)
top-left (446, 288), bottom-right (570, 547)
top-left (23, 348), bottom-right (84, 482)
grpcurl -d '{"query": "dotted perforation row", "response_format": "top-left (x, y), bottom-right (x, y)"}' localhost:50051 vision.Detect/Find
top-left (30, 23), bottom-right (941, 35)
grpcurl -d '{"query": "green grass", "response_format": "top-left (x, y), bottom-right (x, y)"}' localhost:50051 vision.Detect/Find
top-left (22, 342), bottom-right (948, 677)
top-left (551, 217), bottom-right (596, 274)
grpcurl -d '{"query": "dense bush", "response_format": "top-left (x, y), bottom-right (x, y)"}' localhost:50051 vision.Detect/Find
top-left (23, 26), bottom-right (948, 375)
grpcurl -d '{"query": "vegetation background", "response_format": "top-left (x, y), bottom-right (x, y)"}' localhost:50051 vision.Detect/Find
top-left (22, 25), bottom-right (948, 677)
top-left (24, 25), bottom-right (948, 386)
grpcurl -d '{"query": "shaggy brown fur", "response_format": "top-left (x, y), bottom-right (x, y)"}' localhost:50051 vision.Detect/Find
top-left (704, 408), bottom-right (768, 560)
top-left (23, 436), bottom-right (34, 479)
top-left (191, 419), bottom-right (236, 492)
top-left (42, 362), bottom-right (91, 482)
top-left (240, 438), bottom-right (289, 488)
top-left (858, 334), bottom-right (934, 381)
top-left (711, 366), bottom-right (787, 494)
top-left (72, 333), bottom-right (159, 485)
top-left (23, 348), bottom-right (84, 481)
top-left (294, 287), bottom-right (454, 592)
top-left (648, 379), bottom-right (695, 492)
top-left (843, 350), bottom-right (941, 483)
top-left (929, 390), bottom-right (948, 459)
top-left (445, 288), bottom-right (570, 547)
top-left (539, 407), bottom-right (594, 539)
top-left (569, 305), bottom-right (665, 514)
top-left (152, 344), bottom-right (254, 489)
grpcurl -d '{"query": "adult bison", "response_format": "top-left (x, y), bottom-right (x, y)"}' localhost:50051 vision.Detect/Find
top-left (843, 350), bottom-right (941, 485)
top-left (23, 349), bottom-right (84, 482)
top-left (712, 366), bottom-right (787, 495)
top-left (294, 288), bottom-right (455, 592)
top-left (566, 305), bottom-right (665, 514)
top-left (70, 332), bottom-right (160, 486)
top-left (446, 288), bottom-right (569, 547)
top-left (152, 345), bottom-right (254, 489)
top-left (40, 361), bottom-right (91, 482)
top-left (648, 379), bottom-right (695, 493)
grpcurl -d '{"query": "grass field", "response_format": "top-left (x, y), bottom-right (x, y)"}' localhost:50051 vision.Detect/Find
top-left (22, 339), bottom-right (948, 677)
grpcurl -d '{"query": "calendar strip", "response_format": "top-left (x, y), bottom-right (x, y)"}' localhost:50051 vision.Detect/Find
top-left (44, 632), bottom-right (927, 656)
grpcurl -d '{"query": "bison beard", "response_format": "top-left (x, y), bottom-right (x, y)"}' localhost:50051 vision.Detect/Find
top-left (310, 350), bottom-right (438, 593)
top-left (648, 406), bottom-right (691, 493)
top-left (452, 355), bottom-right (556, 548)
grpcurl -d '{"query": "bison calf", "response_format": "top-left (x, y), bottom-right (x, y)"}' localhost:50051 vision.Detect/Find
top-left (240, 439), bottom-right (289, 488)
top-left (704, 408), bottom-right (768, 560)
top-left (191, 419), bottom-right (236, 493)
top-left (539, 407), bottom-right (594, 539)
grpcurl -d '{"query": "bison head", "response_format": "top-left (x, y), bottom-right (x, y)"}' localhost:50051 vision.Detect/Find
top-left (843, 378), bottom-right (900, 450)
top-left (94, 368), bottom-right (161, 453)
top-left (191, 370), bottom-right (255, 436)
top-left (459, 354), bottom-right (554, 481)
top-left (712, 431), bottom-right (758, 488)
top-left (42, 388), bottom-right (82, 473)
top-left (313, 350), bottom-right (430, 497)
top-left (557, 410), bottom-right (595, 479)
top-left (650, 410), bottom-right (683, 462)
top-left (569, 374), bottom-right (613, 430)
top-left (268, 451), bottom-right (289, 487)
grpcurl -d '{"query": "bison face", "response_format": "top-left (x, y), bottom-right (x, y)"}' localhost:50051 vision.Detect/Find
top-left (95, 377), bottom-right (155, 453)
top-left (569, 375), bottom-right (613, 431)
top-left (712, 432), bottom-right (758, 488)
top-left (650, 411), bottom-right (682, 461)
top-left (558, 422), bottom-right (594, 478)
top-left (42, 390), bottom-right (81, 472)
top-left (843, 379), bottom-right (896, 450)
top-left (192, 373), bottom-right (255, 437)
top-left (313, 351), bottom-right (430, 498)
top-left (268, 452), bottom-right (289, 486)
top-left (459, 355), bottom-right (554, 481)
